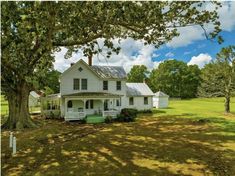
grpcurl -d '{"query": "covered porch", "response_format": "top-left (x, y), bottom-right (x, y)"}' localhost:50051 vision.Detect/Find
top-left (63, 92), bottom-right (122, 121)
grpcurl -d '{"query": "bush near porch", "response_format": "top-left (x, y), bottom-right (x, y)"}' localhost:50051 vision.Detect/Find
top-left (1, 97), bottom-right (235, 175)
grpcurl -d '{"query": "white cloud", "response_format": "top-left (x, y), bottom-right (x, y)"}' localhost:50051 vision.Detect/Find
top-left (53, 38), bottom-right (161, 73)
top-left (53, 48), bottom-right (83, 72)
top-left (167, 26), bottom-right (204, 48)
top-left (205, 1), bottom-right (235, 31)
top-left (165, 52), bottom-right (174, 57)
top-left (188, 53), bottom-right (212, 68)
top-left (167, 2), bottom-right (235, 48)
top-left (53, 2), bottom-right (235, 71)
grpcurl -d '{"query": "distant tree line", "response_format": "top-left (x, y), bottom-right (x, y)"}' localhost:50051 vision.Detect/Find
top-left (127, 46), bottom-right (235, 113)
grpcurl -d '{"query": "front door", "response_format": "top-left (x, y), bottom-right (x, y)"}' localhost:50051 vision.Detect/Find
top-left (104, 100), bottom-right (109, 111)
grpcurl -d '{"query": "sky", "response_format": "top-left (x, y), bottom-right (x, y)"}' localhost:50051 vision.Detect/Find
top-left (53, 1), bottom-right (235, 73)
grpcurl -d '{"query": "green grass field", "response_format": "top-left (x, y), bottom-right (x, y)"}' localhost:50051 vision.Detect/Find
top-left (1, 95), bottom-right (41, 118)
top-left (1, 98), bottom-right (235, 176)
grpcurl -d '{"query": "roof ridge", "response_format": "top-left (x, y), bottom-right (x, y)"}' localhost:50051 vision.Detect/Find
top-left (92, 65), bottom-right (123, 68)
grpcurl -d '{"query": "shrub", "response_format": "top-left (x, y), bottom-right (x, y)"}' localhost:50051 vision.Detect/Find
top-left (138, 109), bottom-right (153, 114)
top-left (116, 108), bottom-right (138, 122)
top-left (121, 108), bottom-right (138, 118)
top-left (80, 117), bottom-right (87, 124)
top-left (105, 116), bottom-right (113, 123)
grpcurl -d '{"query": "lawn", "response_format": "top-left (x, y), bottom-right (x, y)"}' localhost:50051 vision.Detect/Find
top-left (1, 98), bottom-right (235, 176)
top-left (1, 95), bottom-right (41, 118)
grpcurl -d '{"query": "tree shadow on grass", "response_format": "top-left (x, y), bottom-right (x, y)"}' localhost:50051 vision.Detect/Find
top-left (1, 116), bottom-right (235, 176)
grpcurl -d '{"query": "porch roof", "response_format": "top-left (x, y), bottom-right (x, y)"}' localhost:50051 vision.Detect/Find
top-left (62, 92), bottom-right (123, 98)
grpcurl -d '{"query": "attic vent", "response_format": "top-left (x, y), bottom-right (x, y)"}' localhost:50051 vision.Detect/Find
top-left (78, 67), bottom-right (83, 72)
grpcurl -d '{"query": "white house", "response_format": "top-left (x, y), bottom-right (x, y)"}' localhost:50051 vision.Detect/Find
top-left (153, 91), bottom-right (169, 108)
top-left (29, 91), bottom-right (40, 107)
top-left (41, 59), bottom-right (154, 121)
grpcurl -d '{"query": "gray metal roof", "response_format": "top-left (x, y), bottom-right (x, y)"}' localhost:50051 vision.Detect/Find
top-left (126, 83), bottom-right (154, 96)
top-left (91, 65), bottom-right (127, 79)
top-left (30, 91), bottom-right (40, 98)
top-left (154, 91), bottom-right (169, 97)
top-left (63, 92), bottom-right (123, 97)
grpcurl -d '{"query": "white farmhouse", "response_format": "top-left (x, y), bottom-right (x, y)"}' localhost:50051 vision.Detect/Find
top-left (153, 91), bottom-right (169, 108)
top-left (41, 59), bottom-right (154, 121)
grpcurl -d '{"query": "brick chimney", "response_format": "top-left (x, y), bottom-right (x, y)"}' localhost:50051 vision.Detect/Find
top-left (88, 55), bottom-right (92, 66)
top-left (70, 63), bottom-right (75, 67)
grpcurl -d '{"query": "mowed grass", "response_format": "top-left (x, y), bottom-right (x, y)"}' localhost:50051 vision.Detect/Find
top-left (1, 95), bottom-right (41, 119)
top-left (1, 95), bottom-right (9, 116)
top-left (1, 98), bottom-right (235, 176)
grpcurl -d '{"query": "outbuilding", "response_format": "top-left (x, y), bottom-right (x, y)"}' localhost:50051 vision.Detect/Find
top-left (29, 91), bottom-right (41, 107)
top-left (153, 91), bottom-right (169, 108)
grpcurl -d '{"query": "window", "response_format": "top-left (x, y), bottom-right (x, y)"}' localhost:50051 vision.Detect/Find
top-left (81, 79), bottom-right (87, 90)
top-left (103, 81), bottom-right (108, 90)
top-left (129, 97), bottom-right (134, 105)
top-left (116, 81), bottom-right (121, 90)
top-left (90, 100), bottom-right (94, 109)
top-left (73, 79), bottom-right (80, 90)
top-left (68, 100), bottom-right (73, 108)
top-left (85, 100), bottom-right (93, 109)
top-left (144, 97), bottom-right (148, 105)
top-left (78, 67), bottom-right (83, 72)
top-left (116, 99), bottom-right (121, 107)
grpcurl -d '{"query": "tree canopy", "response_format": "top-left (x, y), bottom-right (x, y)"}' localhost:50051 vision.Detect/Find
top-left (1, 1), bottom-right (222, 129)
top-left (198, 45), bottom-right (235, 113)
top-left (149, 60), bottom-right (201, 98)
top-left (127, 65), bottom-right (149, 83)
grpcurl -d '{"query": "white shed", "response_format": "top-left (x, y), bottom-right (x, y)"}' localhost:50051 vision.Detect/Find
top-left (153, 91), bottom-right (169, 108)
top-left (29, 91), bottom-right (40, 107)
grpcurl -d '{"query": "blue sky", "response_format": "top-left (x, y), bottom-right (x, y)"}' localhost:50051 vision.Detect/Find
top-left (155, 30), bottom-right (235, 64)
top-left (54, 1), bottom-right (235, 73)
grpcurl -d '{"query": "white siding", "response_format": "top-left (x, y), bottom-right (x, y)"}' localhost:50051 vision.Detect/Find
top-left (60, 62), bottom-right (126, 97)
top-left (60, 62), bottom-right (101, 95)
top-left (29, 95), bottom-right (39, 107)
top-left (153, 97), bottom-right (169, 108)
top-left (126, 96), bottom-right (153, 110)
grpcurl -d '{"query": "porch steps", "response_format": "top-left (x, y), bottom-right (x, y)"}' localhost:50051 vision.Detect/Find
top-left (86, 115), bottom-right (105, 124)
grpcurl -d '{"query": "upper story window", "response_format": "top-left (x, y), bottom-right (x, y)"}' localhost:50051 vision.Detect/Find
top-left (129, 97), bottom-right (134, 105)
top-left (144, 97), bottom-right (148, 105)
top-left (73, 79), bottom-right (80, 90)
top-left (116, 81), bottom-right (121, 90)
top-left (103, 81), bottom-right (108, 90)
top-left (81, 79), bottom-right (87, 90)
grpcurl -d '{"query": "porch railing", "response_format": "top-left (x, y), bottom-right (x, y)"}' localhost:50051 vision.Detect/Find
top-left (65, 111), bottom-right (86, 121)
top-left (102, 110), bottom-right (119, 118)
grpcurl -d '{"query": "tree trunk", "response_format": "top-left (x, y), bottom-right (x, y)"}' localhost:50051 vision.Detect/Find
top-left (2, 82), bottom-right (37, 130)
top-left (225, 96), bottom-right (230, 113)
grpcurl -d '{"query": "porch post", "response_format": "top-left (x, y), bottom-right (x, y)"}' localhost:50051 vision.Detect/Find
top-left (102, 99), bottom-right (104, 117)
top-left (112, 98), bottom-right (114, 110)
top-left (65, 98), bottom-right (68, 114)
top-left (83, 99), bottom-right (86, 114)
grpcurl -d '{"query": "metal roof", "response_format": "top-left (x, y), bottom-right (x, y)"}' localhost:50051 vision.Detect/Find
top-left (63, 92), bottom-right (123, 98)
top-left (30, 91), bottom-right (40, 98)
top-left (91, 65), bottom-right (127, 79)
top-left (126, 83), bottom-right (154, 96)
top-left (154, 91), bottom-right (169, 97)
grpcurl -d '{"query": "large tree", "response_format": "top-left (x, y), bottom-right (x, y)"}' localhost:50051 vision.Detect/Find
top-left (127, 65), bottom-right (149, 83)
top-left (39, 70), bottom-right (61, 94)
top-left (198, 46), bottom-right (235, 113)
top-left (1, 1), bottom-right (222, 129)
top-left (149, 60), bottom-right (201, 98)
